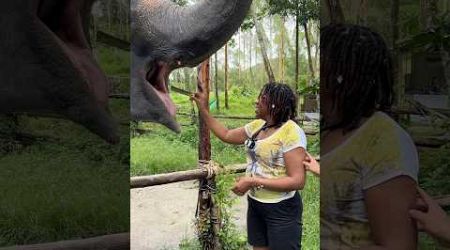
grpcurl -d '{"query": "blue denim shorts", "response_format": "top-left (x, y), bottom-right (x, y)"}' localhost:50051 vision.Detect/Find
top-left (247, 192), bottom-right (303, 250)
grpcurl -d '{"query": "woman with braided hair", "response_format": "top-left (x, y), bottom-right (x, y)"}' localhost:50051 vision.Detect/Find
top-left (320, 24), bottom-right (419, 249)
top-left (192, 82), bottom-right (307, 250)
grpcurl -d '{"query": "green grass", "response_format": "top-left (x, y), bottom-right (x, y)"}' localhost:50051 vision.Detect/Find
top-left (301, 173), bottom-right (320, 248)
top-left (0, 117), bottom-right (129, 246)
top-left (0, 45), bottom-right (129, 246)
top-left (131, 89), bottom-right (320, 249)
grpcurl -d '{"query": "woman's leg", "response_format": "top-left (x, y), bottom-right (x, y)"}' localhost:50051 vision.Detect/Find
top-left (247, 196), bottom-right (269, 248)
top-left (265, 192), bottom-right (303, 250)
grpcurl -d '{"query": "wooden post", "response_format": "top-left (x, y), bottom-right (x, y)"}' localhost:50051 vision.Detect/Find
top-left (196, 59), bottom-right (221, 249)
top-left (9, 233), bottom-right (129, 250)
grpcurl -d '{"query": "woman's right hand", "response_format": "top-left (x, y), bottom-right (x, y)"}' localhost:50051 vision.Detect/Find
top-left (190, 91), bottom-right (208, 111)
top-left (190, 74), bottom-right (209, 111)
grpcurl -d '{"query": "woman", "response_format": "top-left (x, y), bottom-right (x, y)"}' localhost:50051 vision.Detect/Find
top-left (320, 24), bottom-right (419, 249)
top-left (191, 82), bottom-right (307, 250)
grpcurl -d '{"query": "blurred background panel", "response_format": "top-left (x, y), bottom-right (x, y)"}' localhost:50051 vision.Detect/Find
top-left (0, 0), bottom-right (130, 248)
top-left (321, 0), bottom-right (449, 249)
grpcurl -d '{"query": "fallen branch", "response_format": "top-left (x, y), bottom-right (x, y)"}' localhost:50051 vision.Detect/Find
top-left (2, 233), bottom-right (129, 250)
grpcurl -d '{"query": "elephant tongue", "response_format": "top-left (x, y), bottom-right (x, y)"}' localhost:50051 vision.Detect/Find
top-left (38, 0), bottom-right (110, 107)
top-left (156, 91), bottom-right (177, 117)
top-left (154, 65), bottom-right (176, 117)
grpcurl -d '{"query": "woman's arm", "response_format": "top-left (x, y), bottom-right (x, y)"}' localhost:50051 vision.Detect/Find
top-left (232, 147), bottom-right (306, 195)
top-left (191, 88), bottom-right (247, 145)
top-left (360, 176), bottom-right (418, 250)
top-left (197, 104), bottom-right (247, 145)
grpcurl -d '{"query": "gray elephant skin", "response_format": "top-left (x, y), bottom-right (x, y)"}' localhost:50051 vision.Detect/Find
top-left (130, 0), bottom-right (252, 132)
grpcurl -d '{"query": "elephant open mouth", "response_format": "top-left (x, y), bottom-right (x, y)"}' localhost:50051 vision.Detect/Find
top-left (36, 0), bottom-right (109, 108)
top-left (145, 61), bottom-right (176, 117)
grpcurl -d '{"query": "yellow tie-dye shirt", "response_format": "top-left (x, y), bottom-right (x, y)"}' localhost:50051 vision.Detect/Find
top-left (321, 112), bottom-right (419, 249)
top-left (244, 119), bottom-right (307, 203)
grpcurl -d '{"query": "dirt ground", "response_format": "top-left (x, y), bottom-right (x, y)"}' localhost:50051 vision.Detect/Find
top-left (130, 180), bottom-right (248, 250)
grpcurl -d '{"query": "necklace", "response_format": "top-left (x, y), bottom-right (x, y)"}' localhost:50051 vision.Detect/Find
top-left (261, 123), bottom-right (280, 131)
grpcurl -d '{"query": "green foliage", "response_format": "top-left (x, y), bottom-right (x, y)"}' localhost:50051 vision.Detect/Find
top-left (179, 237), bottom-right (202, 250)
top-left (214, 174), bottom-right (248, 249)
top-left (265, 0), bottom-right (319, 23)
top-left (231, 85), bottom-right (257, 98)
top-left (418, 145), bottom-right (450, 196)
top-left (298, 77), bottom-right (319, 95)
top-left (96, 46), bottom-right (130, 76)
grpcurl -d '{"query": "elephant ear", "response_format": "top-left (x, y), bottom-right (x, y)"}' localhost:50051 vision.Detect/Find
top-left (0, 0), bottom-right (119, 143)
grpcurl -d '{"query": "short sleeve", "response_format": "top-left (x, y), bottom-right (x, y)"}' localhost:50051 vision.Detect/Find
top-left (244, 119), bottom-right (265, 138)
top-left (280, 121), bottom-right (307, 153)
top-left (361, 125), bottom-right (419, 190)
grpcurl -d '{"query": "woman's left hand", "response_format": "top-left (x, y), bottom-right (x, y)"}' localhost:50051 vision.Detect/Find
top-left (232, 177), bottom-right (254, 196)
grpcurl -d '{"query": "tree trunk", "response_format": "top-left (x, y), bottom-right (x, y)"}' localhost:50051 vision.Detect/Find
top-left (238, 29), bottom-right (241, 83)
top-left (224, 43), bottom-right (229, 109)
top-left (303, 21), bottom-right (315, 81)
top-left (420, 0), bottom-right (438, 31)
top-left (249, 31), bottom-right (254, 81)
top-left (295, 10), bottom-right (300, 90)
top-left (251, 7), bottom-right (275, 83)
top-left (441, 47), bottom-right (450, 108)
top-left (391, 0), bottom-right (403, 113)
top-left (107, 1), bottom-right (111, 31)
top-left (215, 53), bottom-right (220, 111)
top-left (280, 16), bottom-right (285, 82)
top-left (325, 0), bottom-right (345, 24)
top-left (314, 22), bottom-right (320, 72)
top-left (357, 0), bottom-right (368, 25)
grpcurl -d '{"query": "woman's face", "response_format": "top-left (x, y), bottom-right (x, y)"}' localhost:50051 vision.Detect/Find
top-left (255, 94), bottom-right (269, 120)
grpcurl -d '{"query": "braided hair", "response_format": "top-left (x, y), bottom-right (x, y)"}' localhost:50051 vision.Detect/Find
top-left (321, 24), bottom-right (394, 132)
top-left (259, 82), bottom-right (298, 125)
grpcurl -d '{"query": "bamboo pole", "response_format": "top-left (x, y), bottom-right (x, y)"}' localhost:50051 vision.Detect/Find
top-left (130, 164), bottom-right (247, 189)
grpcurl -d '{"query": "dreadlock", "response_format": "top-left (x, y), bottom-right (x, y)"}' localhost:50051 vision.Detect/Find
top-left (321, 24), bottom-right (394, 132)
top-left (259, 82), bottom-right (298, 126)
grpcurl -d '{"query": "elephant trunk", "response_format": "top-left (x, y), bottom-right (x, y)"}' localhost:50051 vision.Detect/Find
top-left (132, 0), bottom-right (252, 68)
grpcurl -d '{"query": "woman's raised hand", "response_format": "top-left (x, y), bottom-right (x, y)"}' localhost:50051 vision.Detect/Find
top-left (190, 72), bottom-right (209, 111)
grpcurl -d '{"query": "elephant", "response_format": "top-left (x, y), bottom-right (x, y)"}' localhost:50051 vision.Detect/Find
top-left (0, 0), bottom-right (119, 143)
top-left (130, 0), bottom-right (253, 132)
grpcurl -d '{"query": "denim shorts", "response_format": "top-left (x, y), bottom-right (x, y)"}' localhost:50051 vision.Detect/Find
top-left (247, 192), bottom-right (303, 250)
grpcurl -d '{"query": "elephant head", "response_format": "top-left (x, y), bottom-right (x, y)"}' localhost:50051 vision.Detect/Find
top-left (130, 0), bottom-right (253, 132)
top-left (0, 0), bottom-right (119, 143)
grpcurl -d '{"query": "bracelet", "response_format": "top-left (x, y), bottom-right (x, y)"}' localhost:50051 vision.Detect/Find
top-left (252, 177), bottom-right (264, 189)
